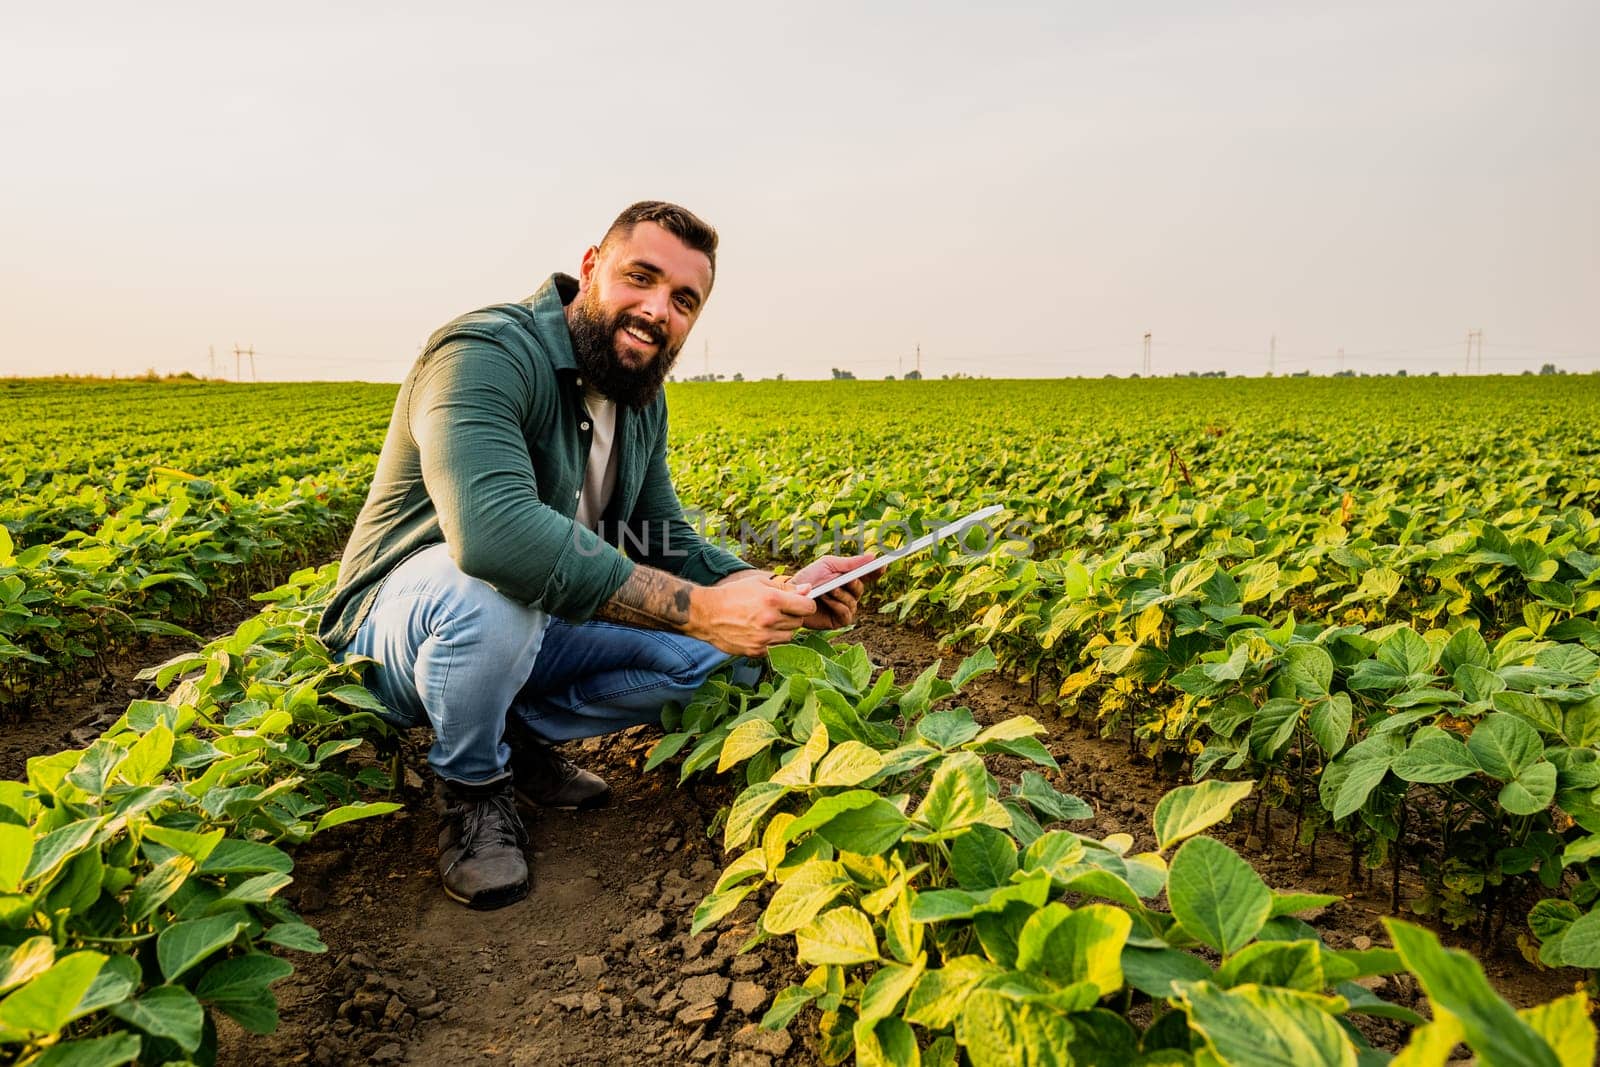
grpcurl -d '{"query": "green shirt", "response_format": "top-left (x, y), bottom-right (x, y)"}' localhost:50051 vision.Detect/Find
top-left (319, 273), bottom-right (750, 649)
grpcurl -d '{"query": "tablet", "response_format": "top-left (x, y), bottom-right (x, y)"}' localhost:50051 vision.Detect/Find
top-left (803, 504), bottom-right (1005, 598)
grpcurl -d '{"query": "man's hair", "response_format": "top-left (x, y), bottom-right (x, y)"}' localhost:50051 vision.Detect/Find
top-left (599, 201), bottom-right (718, 280)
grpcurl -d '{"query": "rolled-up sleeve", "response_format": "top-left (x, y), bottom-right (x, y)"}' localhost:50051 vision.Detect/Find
top-left (410, 339), bottom-right (635, 620)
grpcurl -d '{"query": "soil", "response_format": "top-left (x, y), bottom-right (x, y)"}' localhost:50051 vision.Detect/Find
top-left (5, 604), bottom-right (1587, 1065)
top-left (0, 592), bottom-right (268, 783)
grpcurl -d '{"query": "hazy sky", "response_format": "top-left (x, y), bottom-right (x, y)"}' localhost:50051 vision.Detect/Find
top-left (3, 1), bottom-right (1596, 381)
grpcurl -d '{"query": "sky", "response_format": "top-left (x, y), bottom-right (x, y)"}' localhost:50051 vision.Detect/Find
top-left (2, 1), bottom-right (1596, 381)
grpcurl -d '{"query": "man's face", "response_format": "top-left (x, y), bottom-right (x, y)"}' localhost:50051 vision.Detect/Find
top-left (566, 221), bottom-right (713, 408)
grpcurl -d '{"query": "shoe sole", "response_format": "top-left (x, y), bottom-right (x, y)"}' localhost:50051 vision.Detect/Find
top-left (443, 878), bottom-right (530, 911)
top-left (513, 786), bottom-right (613, 813)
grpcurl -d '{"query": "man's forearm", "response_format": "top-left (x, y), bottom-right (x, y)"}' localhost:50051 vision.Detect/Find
top-left (593, 566), bottom-right (696, 632)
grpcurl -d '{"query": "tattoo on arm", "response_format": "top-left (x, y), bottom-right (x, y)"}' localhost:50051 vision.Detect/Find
top-left (594, 567), bottom-right (694, 631)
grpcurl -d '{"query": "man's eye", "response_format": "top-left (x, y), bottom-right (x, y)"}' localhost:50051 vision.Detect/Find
top-left (675, 295), bottom-right (694, 311)
top-left (627, 272), bottom-right (649, 284)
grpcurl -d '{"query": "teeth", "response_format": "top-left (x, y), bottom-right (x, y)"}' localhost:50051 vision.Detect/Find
top-left (624, 326), bottom-right (655, 345)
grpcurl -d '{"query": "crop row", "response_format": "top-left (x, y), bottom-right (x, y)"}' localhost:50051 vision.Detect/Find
top-left (652, 634), bottom-right (1594, 1066)
top-left (0, 565), bottom-right (396, 1065)
top-left (0, 471), bottom-right (364, 711)
top-left (655, 379), bottom-right (1600, 945)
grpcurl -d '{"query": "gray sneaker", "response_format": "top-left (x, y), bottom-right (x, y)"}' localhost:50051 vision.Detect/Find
top-left (435, 778), bottom-right (530, 910)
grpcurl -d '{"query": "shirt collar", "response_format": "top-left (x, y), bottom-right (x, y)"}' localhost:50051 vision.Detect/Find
top-left (526, 273), bottom-right (581, 373)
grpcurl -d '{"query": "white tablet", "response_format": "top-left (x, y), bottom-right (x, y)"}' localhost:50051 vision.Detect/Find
top-left (803, 504), bottom-right (1005, 598)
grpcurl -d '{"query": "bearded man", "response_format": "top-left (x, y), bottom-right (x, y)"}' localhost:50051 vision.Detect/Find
top-left (319, 201), bottom-right (871, 909)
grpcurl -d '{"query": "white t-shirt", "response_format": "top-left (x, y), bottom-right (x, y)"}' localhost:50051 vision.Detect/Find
top-left (575, 386), bottom-right (618, 532)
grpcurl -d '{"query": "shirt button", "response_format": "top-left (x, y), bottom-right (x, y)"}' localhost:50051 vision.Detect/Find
top-left (574, 490), bottom-right (581, 499)
top-left (580, 421), bottom-right (590, 431)
top-left (575, 377), bottom-right (584, 387)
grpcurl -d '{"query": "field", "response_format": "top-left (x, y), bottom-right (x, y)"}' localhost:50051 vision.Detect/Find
top-left (3, 375), bottom-right (1599, 1066)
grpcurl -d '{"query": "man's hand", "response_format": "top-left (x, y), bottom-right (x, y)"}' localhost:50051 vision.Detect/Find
top-left (689, 576), bottom-right (818, 657)
top-left (788, 553), bottom-right (878, 630)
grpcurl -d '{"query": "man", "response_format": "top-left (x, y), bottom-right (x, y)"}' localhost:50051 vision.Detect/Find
top-left (320, 201), bottom-right (871, 909)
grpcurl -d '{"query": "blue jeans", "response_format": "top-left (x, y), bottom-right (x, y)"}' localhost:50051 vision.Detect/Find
top-left (342, 543), bottom-right (739, 785)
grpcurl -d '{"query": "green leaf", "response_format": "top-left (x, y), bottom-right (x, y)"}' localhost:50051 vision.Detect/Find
top-left (857, 959), bottom-right (925, 1025)
top-left (814, 741), bottom-right (886, 787)
top-left (312, 801), bottom-right (400, 834)
top-left (1167, 836), bottom-right (1272, 955)
top-left (1392, 735), bottom-right (1481, 784)
top-left (723, 782), bottom-right (790, 849)
top-left (950, 825), bottom-right (1019, 890)
top-left (1015, 902), bottom-right (1130, 996)
top-left (905, 956), bottom-right (995, 1030)
top-left (1441, 626), bottom-right (1490, 673)
top-left (1554, 907), bottom-right (1600, 967)
top-left (1385, 918), bottom-right (1559, 1067)
top-left (27, 1032), bottom-right (142, 1067)
top-left (194, 952), bottom-right (295, 1034)
top-left (969, 716), bottom-right (1046, 748)
top-left (1012, 772), bottom-right (1092, 823)
top-left (855, 1014), bottom-right (920, 1067)
top-left (1331, 754), bottom-right (1393, 821)
top-left (1467, 713), bottom-right (1543, 781)
top-left (211, 872), bottom-right (294, 909)
top-left (157, 914), bottom-right (248, 982)
top-left (110, 984), bottom-right (205, 1052)
top-left (1178, 981), bottom-right (1357, 1067)
top-left (325, 684), bottom-right (388, 711)
top-left (1377, 628), bottom-right (1434, 676)
top-left (1499, 761), bottom-right (1557, 815)
top-left (958, 989), bottom-right (1075, 1067)
top-left (795, 907), bottom-right (881, 966)
top-left (126, 855), bottom-right (197, 923)
top-left (917, 708), bottom-right (981, 750)
top-left (262, 922), bottom-right (328, 954)
top-left (0, 824), bottom-right (33, 892)
top-left (953, 646), bottom-right (999, 689)
top-left (22, 817), bottom-right (100, 884)
top-left (765, 861), bottom-right (853, 935)
top-left (1121, 945), bottom-right (1213, 998)
top-left (198, 838), bottom-right (293, 875)
top-left (1307, 694), bottom-right (1352, 757)
top-left (0, 951), bottom-right (106, 1039)
top-left (0, 938), bottom-right (55, 997)
top-left (1250, 698), bottom-right (1302, 760)
top-left (718, 718), bottom-right (783, 773)
top-left (913, 752), bottom-right (989, 834)
top-left (760, 984), bottom-right (818, 1031)
top-left (1214, 940), bottom-right (1323, 991)
top-left (1281, 644), bottom-right (1334, 697)
top-left (1518, 992), bottom-right (1597, 1067)
top-left (815, 797), bottom-right (911, 855)
top-left (119, 722), bottom-right (175, 786)
top-left (1153, 779), bottom-right (1254, 851)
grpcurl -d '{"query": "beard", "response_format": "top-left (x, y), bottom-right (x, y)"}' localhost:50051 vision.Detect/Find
top-left (567, 290), bottom-right (682, 409)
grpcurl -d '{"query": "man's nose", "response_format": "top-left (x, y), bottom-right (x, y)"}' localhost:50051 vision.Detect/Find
top-left (639, 287), bottom-right (671, 322)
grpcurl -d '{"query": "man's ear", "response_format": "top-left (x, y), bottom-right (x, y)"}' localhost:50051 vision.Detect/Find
top-left (577, 245), bottom-right (601, 288)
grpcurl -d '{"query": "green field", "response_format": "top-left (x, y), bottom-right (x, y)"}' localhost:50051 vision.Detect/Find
top-left (3, 376), bottom-right (1598, 1065)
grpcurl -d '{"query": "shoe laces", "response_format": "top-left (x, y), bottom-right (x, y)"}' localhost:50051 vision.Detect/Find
top-left (448, 787), bottom-right (528, 862)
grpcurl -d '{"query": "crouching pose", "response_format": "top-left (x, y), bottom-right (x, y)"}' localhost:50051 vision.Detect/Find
top-left (320, 201), bottom-right (869, 908)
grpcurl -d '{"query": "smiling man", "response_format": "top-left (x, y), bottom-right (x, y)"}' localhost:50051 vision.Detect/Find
top-left (319, 201), bottom-right (871, 909)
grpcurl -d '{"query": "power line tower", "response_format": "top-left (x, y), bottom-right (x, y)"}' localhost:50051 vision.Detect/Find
top-left (233, 345), bottom-right (255, 382)
top-left (1142, 332), bottom-right (1152, 376)
top-left (1465, 329), bottom-right (1483, 374)
top-left (208, 345), bottom-right (216, 379)
top-left (1268, 334), bottom-right (1276, 377)
top-left (915, 343), bottom-right (921, 378)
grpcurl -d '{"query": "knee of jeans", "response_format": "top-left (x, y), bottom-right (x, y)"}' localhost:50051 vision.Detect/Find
top-left (667, 641), bottom-right (732, 691)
